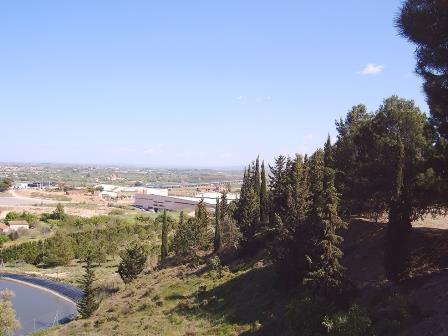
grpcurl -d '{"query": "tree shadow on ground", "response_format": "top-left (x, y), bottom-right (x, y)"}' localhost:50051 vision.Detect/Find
top-left (172, 264), bottom-right (288, 335)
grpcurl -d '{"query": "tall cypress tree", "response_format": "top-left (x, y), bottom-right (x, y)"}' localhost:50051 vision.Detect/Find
top-left (78, 253), bottom-right (99, 319)
top-left (260, 161), bottom-right (269, 226)
top-left (214, 198), bottom-right (222, 252)
top-left (179, 211), bottom-right (185, 227)
top-left (161, 210), bottom-right (169, 261)
top-left (305, 145), bottom-right (346, 299)
top-left (254, 156), bottom-right (261, 197)
top-left (235, 162), bottom-right (260, 245)
top-left (384, 138), bottom-right (411, 281)
top-left (269, 155), bottom-right (288, 223)
top-left (220, 191), bottom-right (228, 221)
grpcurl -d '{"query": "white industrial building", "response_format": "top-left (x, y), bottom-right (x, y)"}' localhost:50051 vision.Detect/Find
top-left (135, 192), bottom-right (238, 212)
top-left (95, 184), bottom-right (168, 200)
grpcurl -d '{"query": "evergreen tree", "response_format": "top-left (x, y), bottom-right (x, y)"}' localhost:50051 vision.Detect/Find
top-left (235, 162), bottom-right (260, 245)
top-left (220, 192), bottom-right (228, 221)
top-left (161, 210), bottom-right (169, 261)
top-left (260, 160), bottom-right (269, 226)
top-left (397, 0), bottom-right (448, 142)
top-left (214, 198), bottom-right (222, 252)
top-left (308, 150), bottom-right (325, 219)
top-left (117, 242), bottom-right (147, 284)
top-left (306, 155), bottom-right (346, 299)
top-left (179, 211), bottom-right (185, 226)
top-left (196, 199), bottom-right (211, 249)
top-left (254, 156), bottom-right (261, 197)
top-left (77, 253), bottom-right (99, 319)
top-left (384, 138), bottom-right (411, 281)
top-left (269, 155), bottom-right (288, 223)
top-left (324, 134), bottom-right (333, 168)
top-left (0, 290), bottom-right (20, 335)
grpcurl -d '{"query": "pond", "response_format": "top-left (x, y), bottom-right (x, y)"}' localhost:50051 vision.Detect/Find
top-left (0, 278), bottom-right (77, 335)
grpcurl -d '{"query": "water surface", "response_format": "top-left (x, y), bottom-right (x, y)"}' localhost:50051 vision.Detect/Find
top-left (0, 279), bottom-right (77, 335)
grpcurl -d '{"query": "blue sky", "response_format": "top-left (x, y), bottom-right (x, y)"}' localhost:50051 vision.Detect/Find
top-left (1, 1), bottom-right (426, 167)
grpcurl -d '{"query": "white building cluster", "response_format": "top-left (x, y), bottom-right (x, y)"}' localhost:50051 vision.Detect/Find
top-left (135, 192), bottom-right (238, 212)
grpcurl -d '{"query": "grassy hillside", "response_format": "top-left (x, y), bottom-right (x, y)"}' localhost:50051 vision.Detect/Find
top-left (34, 217), bottom-right (448, 336)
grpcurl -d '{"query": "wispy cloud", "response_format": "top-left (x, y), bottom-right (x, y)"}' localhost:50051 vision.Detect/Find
top-left (303, 133), bottom-right (313, 140)
top-left (357, 63), bottom-right (384, 75)
top-left (255, 96), bottom-right (272, 103)
top-left (236, 95), bottom-right (245, 101)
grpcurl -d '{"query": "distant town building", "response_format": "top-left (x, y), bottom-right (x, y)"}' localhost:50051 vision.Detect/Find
top-left (13, 182), bottom-right (29, 190)
top-left (134, 192), bottom-right (238, 212)
top-left (6, 220), bottom-right (30, 231)
top-left (96, 184), bottom-right (168, 200)
top-left (0, 223), bottom-right (10, 234)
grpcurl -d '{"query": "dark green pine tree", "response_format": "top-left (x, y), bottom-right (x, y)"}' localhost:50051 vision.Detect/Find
top-left (307, 150), bottom-right (325, 219)
top-left (179, 211), bottom-right (185, 227)
top-left (254, 156), bottom-right (261, 197)
top-left (269, 155), bottom-right (288, 223)
top-left (213, 198), bottom-right (222, 252)
top-left (220, 191), bottom-right (228, 221)
top-left (260, 160), bottom-right (269, 226)
top-left (77, 254), bottom-right (99, 319)
top-left (397, 0), bottom-right (448, 142)
top-left (324, 134), bottom-right (333, 168)
top-left (384, 138), bottom-right (411, 282)
top-left (118, 242), bottom-right (148, 283)
top-left (214, 198), bottom-right (222, 252)
top-left (161, 210), bottom-right (169, 261)
top-left (306, 146), bottom-right (346, 299)
top-left (235, 162), bottom-right (260, 245)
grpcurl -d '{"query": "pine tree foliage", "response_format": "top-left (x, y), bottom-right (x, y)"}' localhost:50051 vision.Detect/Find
top-left (161, 210), bottom-right (169, 261)
top-left (307, 141), bottom-right (347, 297)
top-left (214, 198), bottom-right (222, 252)
top-left (397, 0), bottom-right (448, 141)
top-left (117, 242), bottom-right (147, 284)
top-left (77, 253), bottom-right (99, 319)
top-left (260, 160), bottom-right (269, 226)
top-left (235, 161), bottom-right (261, 245)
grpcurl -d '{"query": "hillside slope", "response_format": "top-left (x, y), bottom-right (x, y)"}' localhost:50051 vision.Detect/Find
top-left (39, 217), bottom-right (448, 336)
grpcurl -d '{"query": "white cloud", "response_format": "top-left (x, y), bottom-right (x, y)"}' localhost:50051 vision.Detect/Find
top-left (357, 63), bottom-right (384, 75)
top-left (236, 95), bottom-right (245, 101)
top-left (255, 96), bottom-right (272, 103)
top-left (303, 133), bottom-right (313, 140)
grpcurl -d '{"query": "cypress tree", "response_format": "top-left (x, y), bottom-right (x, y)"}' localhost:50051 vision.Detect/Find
top-left (260, 160), bottom-right (269, 226)
top-left (254, 156), bottom-right (261, 197)
top-left (220, 191), bottom-right (228, 221)
top-left (384, 137), bottom-right (411, 282)
top-left (306, 146), bottom-right (346, 299)
top-left (77, 253), bottom-right (99, 319)
top-left (235, 162), bottom-right (260, 245)
top-left (269, 155), bottom-right (288, 223)
top-left (324, 134), bottom-right (333, 168)
top-left (308, 150), bottom-right (325, 219)
top-left (161, 210), bottom-right (169, 261)
top-left (214, 198), bottom-right (222, 252)
top-left (179, 211), bottom-right (185, 227)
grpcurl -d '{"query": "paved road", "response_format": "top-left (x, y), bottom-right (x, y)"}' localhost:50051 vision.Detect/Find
top-left (0, 190), bottom-right (60, 207)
